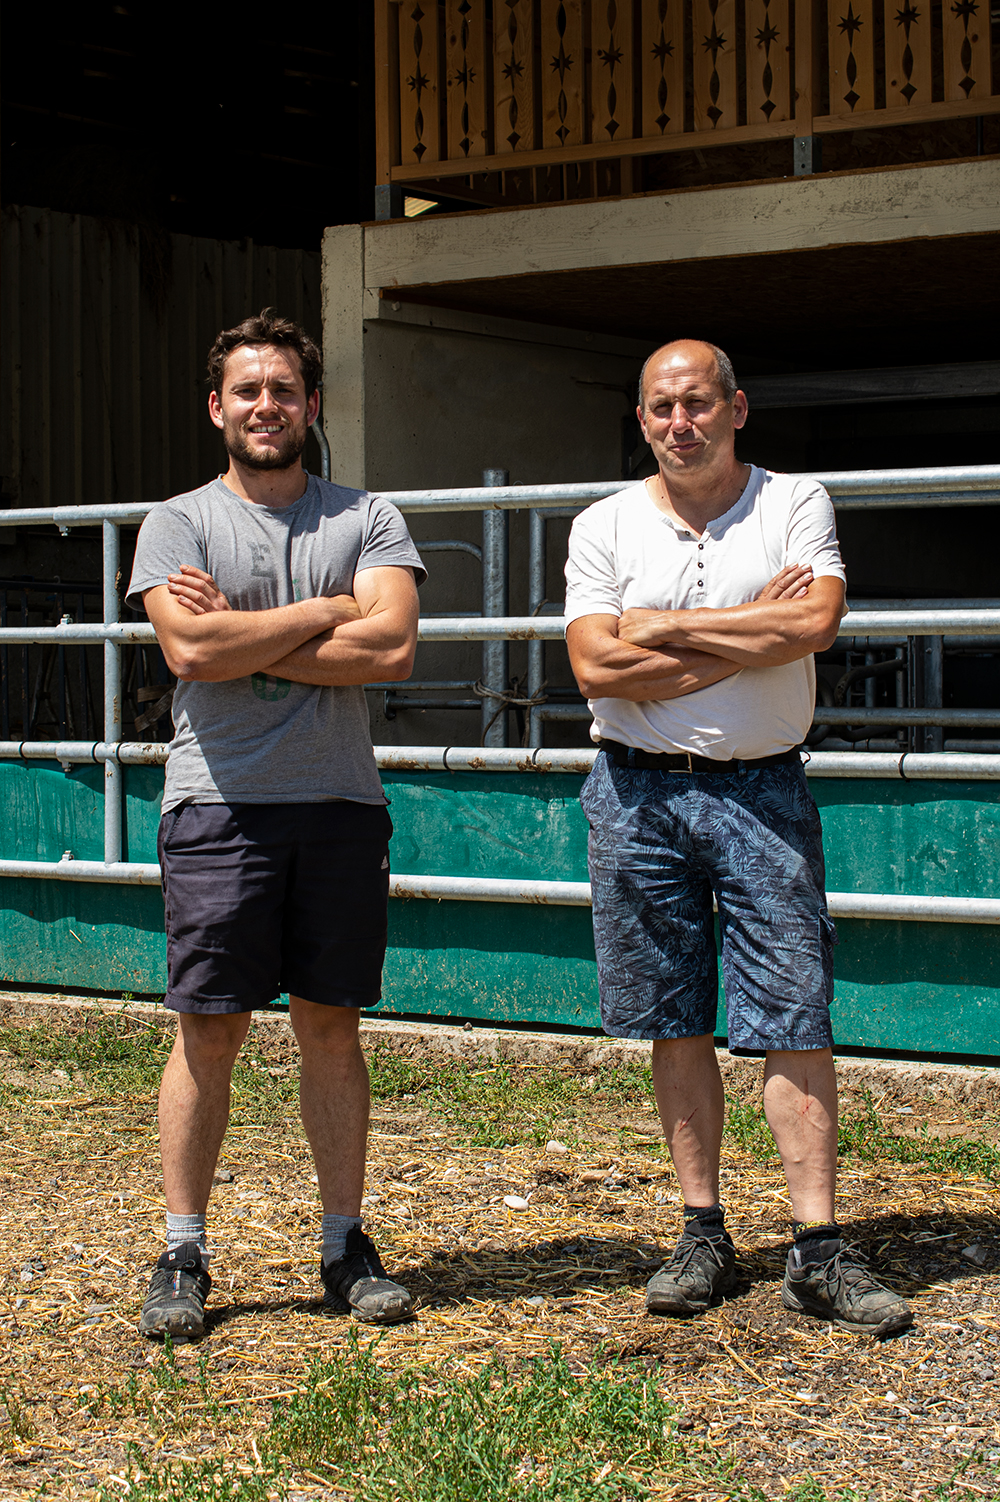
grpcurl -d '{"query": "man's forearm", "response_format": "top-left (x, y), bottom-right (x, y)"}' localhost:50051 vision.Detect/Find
top-left (618, 581), bottom-right (844, 668)
top-left (263, 614), bottom-right (416, 687)
top-left (572, 640), bottom-right (742, 702)
top-left (151, 596), bottom-right (347, 682)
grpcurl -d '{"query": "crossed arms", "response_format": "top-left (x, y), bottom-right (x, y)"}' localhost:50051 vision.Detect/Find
top-left (566, 565), bottom-right (845, 703)
top-left (147, 554), bottom-right (841, 699)
top-left (143, 564), bottom-right (419, 686)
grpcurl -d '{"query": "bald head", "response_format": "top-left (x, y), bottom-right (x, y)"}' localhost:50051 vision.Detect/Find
top-left (639, 340), bottom-right (737, 412)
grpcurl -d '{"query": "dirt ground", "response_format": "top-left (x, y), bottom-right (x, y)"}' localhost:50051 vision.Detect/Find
top-left (0, 993), bottom-right (998, 1501)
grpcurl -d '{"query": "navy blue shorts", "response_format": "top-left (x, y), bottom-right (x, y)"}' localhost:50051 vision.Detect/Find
top-left (580, 753), bottom-right (836, 1053)
top-left (157, 801), bottom-right (392, 1015)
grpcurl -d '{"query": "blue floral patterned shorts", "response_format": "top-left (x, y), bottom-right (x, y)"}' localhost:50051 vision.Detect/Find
top-left (580, 752), bottom-right (836, 1052)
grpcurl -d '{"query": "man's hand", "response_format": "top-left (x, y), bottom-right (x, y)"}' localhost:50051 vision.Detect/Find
top-left (618, 563), bottom-right (816, 648)
top-left (617, 572), bottom-right (844, 668)
top-left (143, 581), bottom-right (351, 683)
top-left (754, 563), bottom-right (814, 602)
top-left (566, 615), bottom-right (743, 702)
top-left (616, 608), bottom-right (674, 649)
top-left (261, 566), bottom-right (418, 687)
top-left (168, 565), bottom-right (232, 615)
top-left (168, 564), bottom-right (363, 628)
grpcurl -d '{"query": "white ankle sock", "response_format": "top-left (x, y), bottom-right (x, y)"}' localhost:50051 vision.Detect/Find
top-left (322, 1214), bottom-right (362, 1264)
top-left (166, 1212), bottom-right (210, 1262)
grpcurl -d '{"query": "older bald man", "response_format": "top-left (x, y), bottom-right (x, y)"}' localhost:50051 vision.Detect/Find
top-left (565, 338), bottom-right (911, 1338)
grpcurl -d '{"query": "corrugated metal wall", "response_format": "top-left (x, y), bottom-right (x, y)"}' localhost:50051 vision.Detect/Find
top-left (0, 206), bottom-right (321, 509)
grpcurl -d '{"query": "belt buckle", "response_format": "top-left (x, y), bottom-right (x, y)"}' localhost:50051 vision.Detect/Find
top-left (668, 751), bottom-right (695, 773)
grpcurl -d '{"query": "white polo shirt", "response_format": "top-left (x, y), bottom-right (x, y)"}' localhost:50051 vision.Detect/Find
top-left (563, 466), bottom-right (846, 760)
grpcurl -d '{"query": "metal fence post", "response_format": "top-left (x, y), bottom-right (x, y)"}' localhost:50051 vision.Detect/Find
top-left (310, 389), bottom-right (331, 481)
top-left (923, 635), bottom-right (945, 753)
top-left (527, 509), bottom-right (546, 748)
top-left (103, 519), bottom-right (122, 863)
top-left (481, 469), bottom-right (509, 747)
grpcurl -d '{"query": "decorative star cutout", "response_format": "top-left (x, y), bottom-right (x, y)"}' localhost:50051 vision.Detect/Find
top-left (406, 67), bottom-right (429, 96)
top-left (503, 58), bottom-right (525, 80)
top-left (756, 18), bottom-right (780, 47)
top-left (950, 0), bottom-right (978, 20)
top-left (702, 22), bottom-right (727, 59)
top-left (455, 64), bottom-right (477, 90)
top-left (894, 0), bottom-right (920, 32)
top-left (652, 37), bottom-right (675, 63)
top-left (549, 45), bottom-right (573, 81)
top-left (598, 43), bottom-right (624, 70)
top-left (838, 3), bottom-right (864, 44)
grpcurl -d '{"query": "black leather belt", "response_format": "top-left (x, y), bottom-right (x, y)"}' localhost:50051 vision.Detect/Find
top-left (598, 739), bottom-right (801, 774)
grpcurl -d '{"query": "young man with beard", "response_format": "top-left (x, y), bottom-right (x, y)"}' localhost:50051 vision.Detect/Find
top-left (127, 310), bottom-right (425, 1338)
top-left (565, 338), bottom-right (912, 1337)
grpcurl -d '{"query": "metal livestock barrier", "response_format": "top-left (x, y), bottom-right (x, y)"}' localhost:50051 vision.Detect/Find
top-left (2, 463), bottom-right (1000, 928)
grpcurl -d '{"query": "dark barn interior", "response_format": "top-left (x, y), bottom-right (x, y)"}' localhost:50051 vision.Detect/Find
top-left (1, 2), bottom-right (998, 751)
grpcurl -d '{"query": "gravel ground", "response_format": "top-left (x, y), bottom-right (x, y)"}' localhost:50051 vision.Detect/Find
top-left (0, 995), bottom-right (998, 1500)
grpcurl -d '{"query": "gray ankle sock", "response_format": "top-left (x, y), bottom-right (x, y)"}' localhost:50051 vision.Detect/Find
top-left (166, 1212), bottom-right (210, 1262)
top-left (322, 1213), bottom-right (362, 1265)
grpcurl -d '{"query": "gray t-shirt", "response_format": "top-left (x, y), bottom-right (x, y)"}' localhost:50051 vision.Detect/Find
top-left (127, 475), bottom-right (425, 813)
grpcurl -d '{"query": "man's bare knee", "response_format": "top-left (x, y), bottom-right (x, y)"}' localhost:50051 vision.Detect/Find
top-left (173, 1011), bottom-right (251, 1070)
top-left (652, 1033), bottom-right (718, 1065)
top-left (288, 997), bottom-right (361, 1056)
top-left (763, 1047), bottom-right (837, 1097)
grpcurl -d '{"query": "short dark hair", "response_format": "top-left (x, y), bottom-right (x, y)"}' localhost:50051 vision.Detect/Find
top-left (638, 340), bottom-right (738, 409)
top-left (207, 309), bottom-right (322, 399)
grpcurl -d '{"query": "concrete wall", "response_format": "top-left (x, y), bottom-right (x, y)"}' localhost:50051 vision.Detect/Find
top-left (360, 307), bottom-right (643, 490)
top-left (321, 153), bottom-right (1000, 496)
top-left (321, 232), bottom-right (652, 749)
top-left (321, 227), bottom-right (650, 492)
top-left (320, 159), bottom-right (1000, 750)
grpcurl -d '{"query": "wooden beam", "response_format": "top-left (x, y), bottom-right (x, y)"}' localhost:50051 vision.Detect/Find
top-left (364, 157), bottom-right (1000, 292)
top-left (813, 95), bottom-right (1000, 134)
top-left (743, 361), bottom-right (1000, 409)
top-left (390, 116), bottom-right (803, 180)
top-left (374, 1), bottom-right (401, 182)
top-left (388, 95), bottom-right (1000, 182)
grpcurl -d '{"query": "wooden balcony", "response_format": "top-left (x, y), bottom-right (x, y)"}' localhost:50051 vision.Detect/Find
top-left (375, 0), bottom-right (998, 207)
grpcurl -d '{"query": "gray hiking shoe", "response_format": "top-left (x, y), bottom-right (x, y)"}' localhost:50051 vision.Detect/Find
top-left (781, 1244), bottom-right (913, 1337)
top-left (139, 1241), bottom-right (212, 1340)
top-left (645, 1233), bottom-right (736, 1315)
top-left (320, 1227), bottom-right (413, 1324)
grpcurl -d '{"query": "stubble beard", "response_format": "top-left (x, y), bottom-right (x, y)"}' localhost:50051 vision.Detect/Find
top-left (223, 416), bottom-right (308, 472)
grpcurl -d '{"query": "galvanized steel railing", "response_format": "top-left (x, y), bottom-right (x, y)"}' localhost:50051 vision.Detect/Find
top-left (3, 464), bottom-right (1000, 925)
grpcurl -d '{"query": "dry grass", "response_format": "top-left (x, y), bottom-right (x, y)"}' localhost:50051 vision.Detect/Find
top-left (0, 996), bottom-right (998, 1501)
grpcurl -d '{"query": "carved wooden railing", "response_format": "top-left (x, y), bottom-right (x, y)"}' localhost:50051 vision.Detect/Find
top-left (375, 0), bottom-right (996, 193)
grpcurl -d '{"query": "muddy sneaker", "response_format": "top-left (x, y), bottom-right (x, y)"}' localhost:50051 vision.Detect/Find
top-left (139, 1241), bottom-right (212, 1340)
top-left (782, 1244), bottom-right (913, 1337)
top-left (320, 1227), bottom-right (413, 1324)
top-left (645, 1233), bottom-right (736, 1315)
